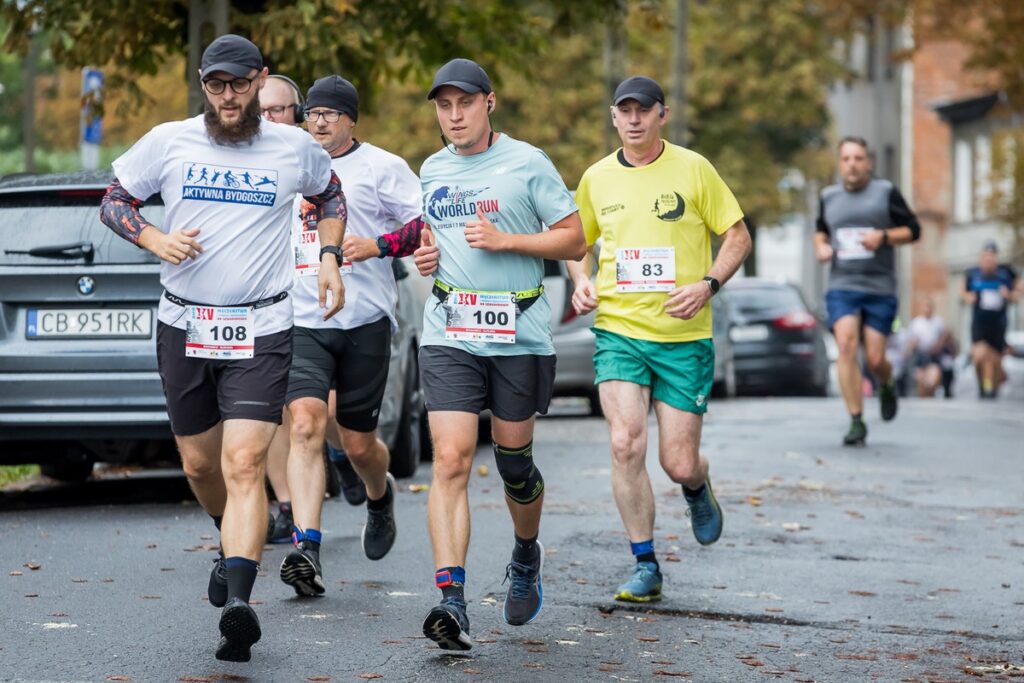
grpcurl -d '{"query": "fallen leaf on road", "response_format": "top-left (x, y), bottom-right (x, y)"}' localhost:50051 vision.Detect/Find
top-left (848, 591), bottom-right (876, 597)
top-left (408, 484), bottom-right (429, 493)
top-left (72, 578), bottom-right (88, 583)
top-left (183, 544), bottom-right (218, 552)
top-left (544, 547), bottom-right (559, 555)
top-left (474, 638), bottom-right (497, 644)
top-left (523, 663), bottom-right (544, 669)
top-left (357, 674), bottom-right (383, 680)
top-left (522, 639), bottom-right (545, 645)
top-left (664, 554), bottom-right (680, 563)
top-left (306, 677), bottom-right (331, 682)
top-left (653, 660), bottom-right (675, 665)
top-left (598, 664), bottom-right (621, 672)
top-left (664, 534), bottom-right (679, 540)
top-left (653, 671), bottom-right (691, 678)
top-left (897, 579), bottom-right (919, 585)
top-left (178, 677), bottom-right (213, 682)
top-left (146, 544), bottom-right (157, 549)
top-left (781, 523), bottom-right (807, 532)
top-left (107, 676), bottom-right (131, 681)
top-left (555, 639), bottom-right (578, 645)
top-left (477, 465), bottom-right (489, 477)
top-left (382, 640), bottom-right (404, 644)
top-left (50, 612), bottom-right (68, 617)
top-left (575, 578), bottom-right (588, 585)
top-left (10, 571), bottom-right (22, 576)
top-left (845, 510), bottom-right (864, 519)
top-left (835, 653), bottom-right (878, 661)
top-left (363, 582), bottom-right (382, 589)
top-left (737, 656), bottom-right (764, 667)
top-left (764, 608), bottom-right (784, 613)
top-left (200, 534), bottom-right (213, 540)
top-left (25, 593), bottom-right (38, 598)
top-left (462, 669), bottom-right (482, 675)
top-left (637, 636), bottom-right (660, 643)
top-left (141, 595), bottom-right (161, 600)
top-left (745, 496), bottom-right (762, 507)
top-left (797, 480), bottom-right (825, 491)
top-left (890, 653), bottom-right (918, 661)
top-left (102, 578), bottom-right (114, 583)
top-left (25, 563), bottom-right (41, 571)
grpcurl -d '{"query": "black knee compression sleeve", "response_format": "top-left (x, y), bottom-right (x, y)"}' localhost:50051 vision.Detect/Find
top-left (492, 441), bottom-right (544, 504)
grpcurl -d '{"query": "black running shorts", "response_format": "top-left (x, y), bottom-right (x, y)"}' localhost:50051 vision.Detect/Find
top-left (972, 316), bottom-right (1007, 353)
top-left (285, 317), bottom-right (392, 432)
top-left (156, 322), bottom-right (293, 436)
top-left (418, 345), bottom-right (555, 422)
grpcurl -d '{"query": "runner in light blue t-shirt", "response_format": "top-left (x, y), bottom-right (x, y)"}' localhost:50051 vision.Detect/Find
top-left (412, 58), bottom-right (585, 652)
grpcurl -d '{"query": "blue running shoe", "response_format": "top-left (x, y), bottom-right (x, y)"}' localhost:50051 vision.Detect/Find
top-left (684, 478), bottom-right (724, 546)
top-left (503, 540), bottom-right (544, 625)
top-left (614, 561), bottom-right (663, 603)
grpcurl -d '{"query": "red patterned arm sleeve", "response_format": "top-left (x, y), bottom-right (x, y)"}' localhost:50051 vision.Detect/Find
top-left (99, 179), bottom-right (152, 246)
top-left (301, 171), bottom-right (346, 228)
top-left (382, 215), bottom-right (425, 258)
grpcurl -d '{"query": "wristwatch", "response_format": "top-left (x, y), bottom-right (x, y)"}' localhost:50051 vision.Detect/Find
top-left (703, 276), bottom-right (720, 296)
top-left (319, 245), bottom-right (342, 262)
top-left (376, 235), bottom-right (390, 259)
top-left (881, 229), bottom-right (890, 246)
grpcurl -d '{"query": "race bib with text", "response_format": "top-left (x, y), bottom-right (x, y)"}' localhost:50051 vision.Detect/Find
top-left (616, 247), bottom-right (676, 292)
top-left (185, 305), bottom-right (254, 359)
top-left (444, 291), bottom-right (516, 344)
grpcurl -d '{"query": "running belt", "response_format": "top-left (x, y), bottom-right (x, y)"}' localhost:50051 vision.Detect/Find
top-left (431, 278), bottom-right (543, 315)
top-left (163, 290), bottom-right (289, 310)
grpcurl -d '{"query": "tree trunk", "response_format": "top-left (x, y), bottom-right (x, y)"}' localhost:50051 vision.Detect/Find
top-left (603, 1), bottom-right (627, 154)
top-left (669, 0), bottom-right (688, 145)
top-left (187, 0), bottom-right (230, 116)
top-left (22, 33), bottom-right (40, 173)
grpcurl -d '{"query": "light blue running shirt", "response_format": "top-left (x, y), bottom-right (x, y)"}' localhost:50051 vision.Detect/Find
top-left (420, 134), bottom-right (578, 356)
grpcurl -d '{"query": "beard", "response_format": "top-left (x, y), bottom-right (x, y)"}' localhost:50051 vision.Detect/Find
top-left (204, 95), bottom-right (262, 146)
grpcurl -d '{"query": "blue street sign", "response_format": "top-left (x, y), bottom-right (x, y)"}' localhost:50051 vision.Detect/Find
top-left (81, 68), bottom-right (103, 145)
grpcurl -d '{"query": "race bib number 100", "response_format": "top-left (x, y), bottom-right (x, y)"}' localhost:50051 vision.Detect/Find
top-left (185, 305), bottom-right (254, 359)
top-left (616, 247), bottom-right (676, 292)
top-left (444, 291), bottom-right (516, 344)
top-left (294, 229), bottom-right (353, 277)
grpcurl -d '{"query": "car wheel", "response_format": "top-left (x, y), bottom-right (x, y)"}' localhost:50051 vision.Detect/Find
top-left (389, 348), bottom-right (422, 479)
top-left (323, 447), bottom-right (342, 498)
top-left (40, 447), bottom-right (95, 482)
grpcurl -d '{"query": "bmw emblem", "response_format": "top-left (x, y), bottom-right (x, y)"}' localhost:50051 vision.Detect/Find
top-left (77, 276), bottom-right (95, 296)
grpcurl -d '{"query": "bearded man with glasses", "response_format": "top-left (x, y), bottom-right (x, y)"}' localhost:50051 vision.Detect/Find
top-left (100, 34), bottom-right (346, 663)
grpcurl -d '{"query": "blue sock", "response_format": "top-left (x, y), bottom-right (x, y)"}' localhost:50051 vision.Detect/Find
top-left (297, 528), bottom-right (322, 551)
top-left (326, 444), bottom-right (346, 462)
top-left (436, 566), bottom-right (465, 602)
top-left (630, 539), bottom-right (658, 569)
top-left (224, 556), bottom-right (259, 602)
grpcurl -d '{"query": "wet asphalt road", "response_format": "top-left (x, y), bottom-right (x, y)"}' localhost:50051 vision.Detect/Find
top-left (1, 397), bottom-right (1022, 682)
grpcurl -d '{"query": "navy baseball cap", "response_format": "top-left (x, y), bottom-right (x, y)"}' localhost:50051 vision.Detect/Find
top-left (200, 34), bottom-right (263, 80)
top-left (982, 239), bottom-right (999, 253)
top-left (306, 75), bottom-right (360, 122)
top-left (613, 76), bottom-right (665, 107)
top-left (427, 59), bottom-right (492, 100)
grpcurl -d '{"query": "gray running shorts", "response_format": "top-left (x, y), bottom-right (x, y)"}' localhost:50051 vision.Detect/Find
top-left (418, 345), bottom-right (555, 422)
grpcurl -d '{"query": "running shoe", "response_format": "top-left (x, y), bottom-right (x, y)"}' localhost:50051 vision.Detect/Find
top-left (215, 597), bottom-right (262, 662)
top-left (502, 540), bottom-right (544, 626)
top-left (266, 507), bottom-right (293, 544)
top-left (843, 417), bottom-right (867, 446)
top-left (329, 448), bottom-right (367, 506)
top-left (208, 549), bottom-right (227, 608)
top-left (362, 473), bottom-right (397, 560)
top-left (613, 561), bottom-right (663, 603)
top-left (683, 479), bottom-right (724, 546)
top-left (880, 381), bottom-right (898, 421)
top-left (422, 597), bottom-right (472, 651)
top-left (280, 540), bottom-right (325, 597)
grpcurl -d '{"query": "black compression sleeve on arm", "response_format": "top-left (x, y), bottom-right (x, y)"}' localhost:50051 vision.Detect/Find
top-left (99, 179), bottom-right (151, 246)
top-left (889, 186), bottom-right (921, 241)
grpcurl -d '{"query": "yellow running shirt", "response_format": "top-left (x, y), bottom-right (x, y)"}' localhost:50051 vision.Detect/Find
top-left (576, 141), bottom-right (743, 342)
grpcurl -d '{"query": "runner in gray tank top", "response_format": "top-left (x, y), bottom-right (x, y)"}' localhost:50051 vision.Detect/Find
top-left (814, 136), bottom-right (920, 446)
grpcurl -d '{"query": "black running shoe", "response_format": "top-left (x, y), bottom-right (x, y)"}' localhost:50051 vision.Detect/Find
top-left (336, 455), bottom-right (367, 506)
top-left (843, 418), bottom-right (867, 447)
top-left (503, 540), bottom-right (544, 626)
top-left (422, 597), bottom-right (472, 651)
top-left (879, 382), bottom-right (898, 421)
top-left (208, 549), bottom-right (227, 608)
top-left (280, 540), bottom-right (325, 597)
top-left (215, 597), bottom-right (262, 662)
top-left (266, 507), bottom-right (293, 544)
top-left (362, 473), bottom-right (397, 561)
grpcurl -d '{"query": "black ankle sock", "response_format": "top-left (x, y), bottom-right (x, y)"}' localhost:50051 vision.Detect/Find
top-left (683, 484), bottom-right (705, 497)
top-left (211, 515), bottom-right (223, 531)
top-left (636, 551), bottom-right (659, 567)
top-left (513, 533), bottom-right (539, 562)
top-left (224, 557), bottom-right (259, 603)
top-left (278, 501), bottom-right (291, 514)
top-left (851, 413), bottom-right (863, 422)
top-left (367, 481), bottom-right (393, 512)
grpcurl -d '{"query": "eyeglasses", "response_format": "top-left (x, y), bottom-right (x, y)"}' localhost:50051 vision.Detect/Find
top-left (203, 76), bottom-right (256, 95)
top-left (261, 105), bottom-right (288, 117)
top-left (305, 109), bottom-right (342, 123)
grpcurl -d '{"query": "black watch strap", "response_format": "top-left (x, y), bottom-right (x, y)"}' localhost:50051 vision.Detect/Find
top-left (703, 276), bottom-right (720, 295)
top-left (376, 236), bottom-right (390, 258)
top-left (319, 245), bottom-right (342, 262)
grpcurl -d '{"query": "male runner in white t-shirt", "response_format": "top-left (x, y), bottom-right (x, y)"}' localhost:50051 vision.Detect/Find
top-left (276, 75), bottom-right (425, 597)
top-left (99, 35), bottom-right (346, 663)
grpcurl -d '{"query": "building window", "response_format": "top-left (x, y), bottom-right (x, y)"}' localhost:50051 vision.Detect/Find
top-left (865, 16), bottom-right (877, 81)
top-left (974, 133), bottom-right (991, 220)
top-left (884, 25), bottom-right (897, 81)
top-left (953, 137), bottom-right (973, 223)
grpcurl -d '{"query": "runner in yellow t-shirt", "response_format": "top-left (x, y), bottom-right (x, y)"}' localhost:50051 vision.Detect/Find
top-left (567, 76), bottom-right (751, 603)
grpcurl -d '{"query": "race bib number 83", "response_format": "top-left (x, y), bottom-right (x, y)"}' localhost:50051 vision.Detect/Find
top-left (616, 247), bottom-right (676, 292)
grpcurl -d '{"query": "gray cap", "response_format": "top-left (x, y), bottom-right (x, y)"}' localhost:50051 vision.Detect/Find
top-left (306, 75), bottom-right (359, 122)
top-left (427, 58), bottom-right (492, 100)
top-left (613, 75), bottom-right (665, 107)
top-left (982, 239), bottom-right (999, 253)
top-left (200, 34), bottom-right (263, 80)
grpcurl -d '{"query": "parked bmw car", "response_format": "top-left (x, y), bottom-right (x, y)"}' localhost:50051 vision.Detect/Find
top-left (543, 258), bottom-right (737, 415)
top-left (724, 278), bottom-right (830, 396)
top-left (0, 171), bottom-right (427, 480)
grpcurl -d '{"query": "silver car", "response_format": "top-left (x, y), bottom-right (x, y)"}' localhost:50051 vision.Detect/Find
top-left (0, 171), bottom-right (426, 480)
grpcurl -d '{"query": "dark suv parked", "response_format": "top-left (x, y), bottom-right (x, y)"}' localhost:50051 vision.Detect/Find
top-left (0, 171), bottom-right (427, 480)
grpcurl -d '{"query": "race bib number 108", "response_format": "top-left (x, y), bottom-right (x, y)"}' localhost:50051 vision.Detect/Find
top-left (185, 305), bottom-right (254, 359)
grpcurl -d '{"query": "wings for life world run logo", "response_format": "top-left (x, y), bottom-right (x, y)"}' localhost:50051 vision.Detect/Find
top-left (181, 162), bottom-right (278, 207)
top-left (426, 185), bottom-right (498, 226)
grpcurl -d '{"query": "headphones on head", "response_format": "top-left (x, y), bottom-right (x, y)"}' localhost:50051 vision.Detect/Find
top-left (266, 74), bottom-right (305, 124)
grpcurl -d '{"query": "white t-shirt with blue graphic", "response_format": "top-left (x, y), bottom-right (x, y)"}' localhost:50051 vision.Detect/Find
top-left (112, 115), bottom-right (332, 336)
top-left (420, 134), bottom-right (577, 356)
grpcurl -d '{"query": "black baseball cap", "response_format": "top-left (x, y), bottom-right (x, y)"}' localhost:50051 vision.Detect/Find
top-left (306, 75), bottom-right (360, 122)
top-left (613, 76), bottom-right (665, 107)
top-left (427, 58), bottom-right (492, 100)
top-left (200, 34), bottom-right (263, 80)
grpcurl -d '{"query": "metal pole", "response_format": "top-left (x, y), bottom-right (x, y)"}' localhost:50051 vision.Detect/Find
top-left (187, 0), bottom-right (230, 116)
top-left (22, 31), bottom-right (40, 173)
